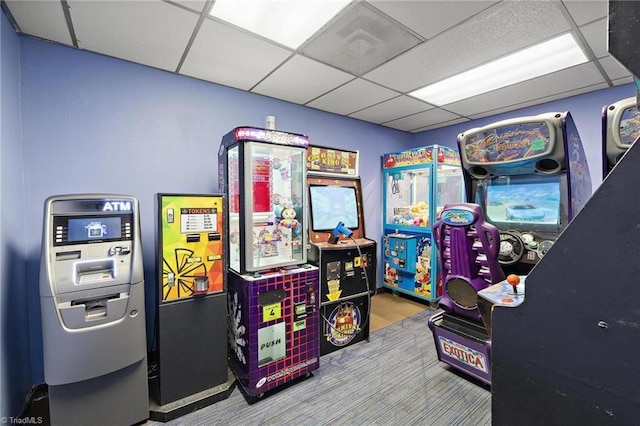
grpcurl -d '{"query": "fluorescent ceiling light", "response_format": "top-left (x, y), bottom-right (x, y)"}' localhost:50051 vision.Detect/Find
top-left (210, 0), bottom-right (351, 49)
top-left (409, 33), bottom-right (589, 106)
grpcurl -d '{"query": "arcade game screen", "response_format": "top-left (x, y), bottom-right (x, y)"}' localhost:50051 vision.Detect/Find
top-left (309, 185), bottom-right (359, 231)
top-left (619, 106), bottom-right (640, 145)
top-left (483, 179), bottom-right (561, 228)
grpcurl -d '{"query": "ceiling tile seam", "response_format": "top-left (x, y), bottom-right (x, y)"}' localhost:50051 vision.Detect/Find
top-left (378, 106), bottom-right (467, 126)
top-left (61, 0), bottom-right (78, 48)
top-left (409, 116), bottom-right (469, 133)
top-left (346, 95), bottom-right (427, 119)
top-left (556, 3), bottom-right (613, 87)
top-left (300, 76), bottom-right (358, 106)
top-left (247, 52), bottom-right (298, 93)
top-left (0, 2), bottom-right (20, 33)
top-left (175, 0), bottom-right (215, 74)
top-left (204, 14), bottom-right (295, 53)
top-left (162, 0), bottom-right (206, 15)
top-left (560, 0), bottom-right (607, 27)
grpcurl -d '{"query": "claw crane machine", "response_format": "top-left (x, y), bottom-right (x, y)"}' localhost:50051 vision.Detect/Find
top-left (218, 126), bottom-right (320, 400)
top-left (381, 145), bottom-right (464, 306)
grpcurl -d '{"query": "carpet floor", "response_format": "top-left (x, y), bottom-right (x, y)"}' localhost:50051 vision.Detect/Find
top-left (152, 304), bottom-right (492, 426)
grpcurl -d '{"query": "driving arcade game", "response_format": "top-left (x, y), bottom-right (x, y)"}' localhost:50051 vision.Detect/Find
top-left (39, 194), bottom-right (148, 425)
top-left (306, 146), bottom-right (376, 356)
top-left (602, 96), bottom-right (640, 178)
top-left (219, 127), bottom-right (320, 401)
top-left (149, 194), bottom-right (234, 421)
top-left (429, 112), bottom-right (592, 385)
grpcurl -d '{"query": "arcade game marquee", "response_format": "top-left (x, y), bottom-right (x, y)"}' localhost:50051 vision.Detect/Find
top-left (429, 112), bottom-right (592, 384)
top-left (306, 146), bottom-right (376, 356)
top-left (381, 145), bottom-right (464, 305)
top-left (149, 194), bottom-right (233, 421)
top-left (218, 127), bottom-right (319, 400)
top-left (602, 96), bottom-right (640, 178)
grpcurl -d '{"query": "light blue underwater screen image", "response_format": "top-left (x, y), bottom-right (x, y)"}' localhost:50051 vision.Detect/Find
top-left (485, 181), bottom-right (560, 225)
top-left (309, 185), bottom-right (359, 231)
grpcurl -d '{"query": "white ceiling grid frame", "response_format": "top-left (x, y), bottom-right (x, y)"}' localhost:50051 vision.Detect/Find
top-left (69, 0), bottom-right (199, 72)
top-left (4, 0), bottom-right (72, 46)
top-left (364, 1), bottom-right (572, 93)
top-left (180, 18), bottom-right (293, 91)
top-left (561, 0), bottom-right (607, 26)
top-left (348, 95), bottom-right (433, 123)
top-left (305, 77), bottom-right (398, 115)
top-left (251, 54), bottom-right (355, 105)
top-left (383, 107), bottom-right (462, 132)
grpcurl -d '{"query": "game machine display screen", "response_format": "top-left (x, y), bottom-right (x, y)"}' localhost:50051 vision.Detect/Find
top-left (381, 145), bottom-right (464, 306)
top-left (428, 112), bottom-right (592, 385)
top-left (218, 127), bottom-right (319, 400)
top-left (602, 96), bottom-right (640, 178)
top-left (306, 146), bottom-right (376, 356)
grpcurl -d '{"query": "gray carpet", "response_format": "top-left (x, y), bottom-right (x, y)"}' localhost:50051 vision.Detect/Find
top-left (152, 309), bottom-right (491, 426)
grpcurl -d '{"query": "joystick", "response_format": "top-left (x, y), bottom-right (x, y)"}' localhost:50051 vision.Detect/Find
top-left (506, 274), bottom-right (520, 295)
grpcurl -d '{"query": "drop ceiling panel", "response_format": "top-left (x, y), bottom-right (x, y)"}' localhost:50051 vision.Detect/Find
top-left (364, 1), bottom-right (572, 92)
top-left (383, 108), bottom-right (462, 132)
top-left (446, 62), bottom-right (605, 117)
top-left (467, 82), bottom-right (609, 120)
top-left (69, 1), bottom-right (198, 72)
top-left (301, 2), bottom-right (421, 75)
top-left (5, 0), bottom-right (72, 46)
top-left (411, 117), bottom-right (470, 133)
top-left (169, 0), bottom-right (208, 13)
top-left (579, 18), bottom-right (608, 58)
top-left (181, 18), bottom-right (292, 91)
top-left (306, 78), bottom-right (398, 115)
top-left (612, 76), bottom-right (634, 86)
top-left (366, 0), bottom-right (498, 39)
top-left (348, 95), bottom-right (433, 123)
top-left (598, 56), bottom-right (633, 81)
top-left (563, 0), bottom-right (607, 26)
top-left (251, 55), bottom-right (354, 105)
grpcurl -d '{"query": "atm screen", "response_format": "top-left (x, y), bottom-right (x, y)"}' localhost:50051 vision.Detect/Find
top-left (67, 217), bottom-right (122, 242)
top-left (309, 185), bottom-right (359, 232)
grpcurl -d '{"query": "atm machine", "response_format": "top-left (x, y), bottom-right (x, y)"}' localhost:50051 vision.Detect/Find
top-left (39, 194), bottom-right (148, 426)
top-left (306, 145), bottom-right (376, 355)
top-left (219, 127), bottom-right (320, 400)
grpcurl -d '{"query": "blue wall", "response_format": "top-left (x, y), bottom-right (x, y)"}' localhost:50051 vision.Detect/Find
top-left (2, 14), bottom-right (637, 417)
top-left (0, 10), bottom-right (30, 419)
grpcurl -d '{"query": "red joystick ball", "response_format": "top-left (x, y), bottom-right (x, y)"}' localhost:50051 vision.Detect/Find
top-left (506, 274), bottom-right (520, 293)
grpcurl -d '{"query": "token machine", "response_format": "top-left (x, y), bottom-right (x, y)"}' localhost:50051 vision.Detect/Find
top-left (39, 194), bottom-right (148, 426)
top-left (218, 127), bottom-right (320, 400)
top-left (602, 96), bottom-right (640, 178)
top-left (150, 194), bottom-right (233, 421)
top-left (306, 146), bottom-right (376, 355)
top-left (381, 145), bottom-right (464, 305)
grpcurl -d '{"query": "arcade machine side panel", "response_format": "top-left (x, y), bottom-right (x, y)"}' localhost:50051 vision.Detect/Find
top-left (155, 194), bottom-right (228, 406)
top-left (39, 194), bottom-right (148, 426)
top-left (227, 267), bottom-right (320, 397)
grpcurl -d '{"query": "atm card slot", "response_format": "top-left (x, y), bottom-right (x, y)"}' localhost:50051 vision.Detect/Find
top-left (56, 251), bottom-right (81, 261)
top-left (186, 234), bottom-right (201, 243)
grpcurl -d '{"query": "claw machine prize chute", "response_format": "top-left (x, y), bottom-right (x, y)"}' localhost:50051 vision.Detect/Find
top-left (219, 127), bottom-right (319, 400)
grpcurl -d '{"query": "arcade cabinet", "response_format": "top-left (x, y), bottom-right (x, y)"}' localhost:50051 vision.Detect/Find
top-left (429, 112), bottom-right (591, 385)
top-left (39, 194), bottom-right (148, 426)
top-left (219, 127), bottom-right (320, 400)
top-left (306, 146), bottom-right (376, 356)
top-left (602, 96), bottom-right (640, 178)
top-left (381, 145), bottom-right (464, 305)
top-left (149, 194), bottom-right (234, 421)
top-left (457, 111), bottom-right (591, 277)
